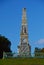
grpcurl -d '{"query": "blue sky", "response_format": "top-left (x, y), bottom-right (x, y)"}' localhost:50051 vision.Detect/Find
top-left (0, 0), bottom-right (44, 53)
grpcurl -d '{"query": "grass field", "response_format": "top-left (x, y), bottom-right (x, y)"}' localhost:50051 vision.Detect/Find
top-left (0, 58), bottom-right (44, 65)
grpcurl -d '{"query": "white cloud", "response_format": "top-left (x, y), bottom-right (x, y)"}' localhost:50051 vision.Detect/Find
top-left (35, 39), bottom-right (44, 44)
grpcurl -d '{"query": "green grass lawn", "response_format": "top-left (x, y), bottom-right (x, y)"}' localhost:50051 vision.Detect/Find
top-left (0, 58), bottom-right (44, 65)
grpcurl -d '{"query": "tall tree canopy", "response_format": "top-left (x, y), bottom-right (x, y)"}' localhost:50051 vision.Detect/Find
top-left (41, 48), bottom-right (44, 53)
top-left (0, 35), bottom-right (12, 58)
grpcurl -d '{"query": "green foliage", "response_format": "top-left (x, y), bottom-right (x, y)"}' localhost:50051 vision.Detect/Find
top-left (0, 35), bottom-right (12, 58)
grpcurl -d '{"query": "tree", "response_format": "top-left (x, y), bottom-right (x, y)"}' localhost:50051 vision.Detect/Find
top-left (41, 48), bottom-right (44, 53)
top-left (0, 35), bottom-right (12, 58)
